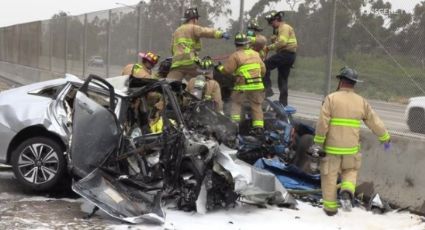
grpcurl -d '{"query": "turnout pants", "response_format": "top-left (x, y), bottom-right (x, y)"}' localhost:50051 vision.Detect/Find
top-left (320, 153), bottom-right (362, 212)
top-left (264, 51), bottom-right (296, 106)
top-left (230, 90), bottom-right (265, 128)
top-left (166, 64), bottom-right (199, 82)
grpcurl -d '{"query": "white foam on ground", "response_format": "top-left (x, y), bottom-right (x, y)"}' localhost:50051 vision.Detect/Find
top-left (80, 199), bottom-right (425, 230)
top-left (2, 195), bottom-right (424, 229)
top-left (160, 202), bottom-right (425, 230)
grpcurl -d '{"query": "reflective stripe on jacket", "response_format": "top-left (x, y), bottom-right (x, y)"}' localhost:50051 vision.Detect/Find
top-left (171, 24), bottom-right (223, 68)
top-left (268, 23), bottom-right (297, 53)
top-left (314, 87), bottom-right (390, 155)
top-left (218, 48), bottom-right (265, 91)
top-left (121, 63), bottom-right (153, 78)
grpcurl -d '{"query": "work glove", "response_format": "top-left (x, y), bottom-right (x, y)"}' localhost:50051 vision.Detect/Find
top-left (383, 141), bottom-right (392, 152)
top-left (214, 62), bottom-right (223, 72)
top-left (222, 32), bottom-right (230, 40)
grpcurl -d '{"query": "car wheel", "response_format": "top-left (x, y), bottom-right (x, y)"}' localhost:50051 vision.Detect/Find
top-left (11, 137), bottom-right (66, 191)
top-left (408, 108), bottom-right (425, 133)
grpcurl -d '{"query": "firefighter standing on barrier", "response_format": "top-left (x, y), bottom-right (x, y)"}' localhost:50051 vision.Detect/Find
top-left (122, 51), bottom-right (160, 78)
top-left (246, 19), bottom-right (267, 60)
top-left (167, 7), bottom-right (230, 82)
top-left (311, 67), bottom-right (391, 216)
top-left (217, 33), bottom-right (266, 135)
top-left (187, 56), bottom-right (223, 113)
top-left (263, 11), bottom-right (297, 106)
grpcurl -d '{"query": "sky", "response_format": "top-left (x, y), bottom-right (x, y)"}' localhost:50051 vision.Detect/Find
top-left (0, 0), bottom-right (421, 28)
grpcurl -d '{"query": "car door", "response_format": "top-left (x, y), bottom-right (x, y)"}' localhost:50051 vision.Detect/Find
top-left (70, 74), bottom-right (120, 178)
top-left (71, 77), bottom-right (167, 224)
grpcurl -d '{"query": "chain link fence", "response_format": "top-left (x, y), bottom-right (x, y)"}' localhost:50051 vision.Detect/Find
top-left (0, 0), bottom-right (424, 135)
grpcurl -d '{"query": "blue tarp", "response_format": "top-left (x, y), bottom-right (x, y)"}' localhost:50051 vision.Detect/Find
top-left (254, 158), bottom-right (321, 190)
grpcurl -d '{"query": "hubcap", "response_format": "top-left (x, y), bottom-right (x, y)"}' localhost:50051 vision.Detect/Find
top-left (17, 143), bottom-right (59, 184)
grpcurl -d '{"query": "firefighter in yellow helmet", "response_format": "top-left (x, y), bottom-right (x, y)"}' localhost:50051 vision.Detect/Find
top-left (187, 56), bottom-right (223, 113)
top-left (246, 19), bottom-right (267, 60)
top-left (263, 11), bottom-right (297, 105)
top-left (122, 51), bottom-right (160, 79)
top-left (217, 33), bottom-right (266, 134)
top-left (312, 67), bottom-right (391, 216)
top-left (167, 7), bottom-right (230, 82)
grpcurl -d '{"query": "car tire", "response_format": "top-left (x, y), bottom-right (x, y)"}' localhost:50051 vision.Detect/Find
top-left (407, 108), bottom-right (425, 133)
top-left (11, 136), bottom-right (66, 191)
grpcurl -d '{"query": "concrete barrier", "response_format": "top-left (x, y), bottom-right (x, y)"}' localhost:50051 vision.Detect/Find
top-left (357, 130), bottom-right (425, 214)
top-left (297, 117), bottom-right (425, 215)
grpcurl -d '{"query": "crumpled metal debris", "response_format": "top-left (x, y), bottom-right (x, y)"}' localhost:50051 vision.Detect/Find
top-left (368, 193), bottom-right (392, 214)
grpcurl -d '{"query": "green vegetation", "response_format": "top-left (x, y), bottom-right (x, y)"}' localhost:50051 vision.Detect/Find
top-left (268, 52), bottom-right (425, 103)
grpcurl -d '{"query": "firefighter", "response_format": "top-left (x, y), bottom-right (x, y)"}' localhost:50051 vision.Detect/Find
top-left (167, 7), bottom-right (230, 82)
top-left (312, 67), bottom-right (391, 216)
top-left (122, 51), bottom-right (160, 79)
top-left (187, 56), bottom-right (223, 113)
top-left (263, 10), bottom-right (297, 106)
top-left (217, 33), bottom-right (266, 134)
top-left (246, 19), bottom-right (267, 60)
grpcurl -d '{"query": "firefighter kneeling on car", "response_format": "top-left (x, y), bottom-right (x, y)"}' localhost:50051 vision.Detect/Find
top-left (187, 56), bottom-right (223, 113)
top-left (311, 67), bottom-right (391, 216)
top-left (217, 33), bottom-right (266, 135)
top-left (122, 51), bottom-right (160, 79)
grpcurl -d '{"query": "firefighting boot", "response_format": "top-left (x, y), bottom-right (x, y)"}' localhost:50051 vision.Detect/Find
top-left (340, 191), bottom-right (353, 212)
top-left (324, 209), bottom-right (338, 216)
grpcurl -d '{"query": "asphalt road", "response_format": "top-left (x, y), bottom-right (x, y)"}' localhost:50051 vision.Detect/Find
top-left (281, 90), bottom-right (418, 136)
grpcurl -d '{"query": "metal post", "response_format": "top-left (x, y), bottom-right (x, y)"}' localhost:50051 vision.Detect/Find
top-left (17, 25), bottom-right (21, 64)
top-left (49, 21), bottom-right (52, 72)
top-left (83, 14), bottom-right (88, 77)
top-left (325, 0), bottom-right (337, 95)
top-left (136, 4), bottom-right (141, 61)
top-left (64, 16), bottom-right (69, 74)
top-left (239, 0), bottom-right (245, 32)
top-left (106, 10), bottom-right (112, 78)
top-left (0, 29), bottom-right (3, 61)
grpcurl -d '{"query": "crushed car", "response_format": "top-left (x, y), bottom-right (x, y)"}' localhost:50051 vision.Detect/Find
top-left (0, 72), bottom-right (317, 224)
top-left (69, 75), bottom-right (298, 223)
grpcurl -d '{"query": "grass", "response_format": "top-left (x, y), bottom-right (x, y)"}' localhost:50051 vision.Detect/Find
top-left (269, 52), bottom-right (425, 103)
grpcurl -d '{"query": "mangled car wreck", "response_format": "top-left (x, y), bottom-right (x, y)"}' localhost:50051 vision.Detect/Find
top-left (0, 73), bottom-right (321, 224)
top-left (69, 75), bottom-right (299, 224)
